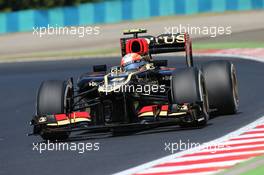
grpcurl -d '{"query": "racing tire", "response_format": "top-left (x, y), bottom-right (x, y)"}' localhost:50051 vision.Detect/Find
top-left (37, 80), bottom-right (72, 141)
top-left (202, 61), bottom-right (239, 115)
top-left (171, 68), bottom-right (209, 127)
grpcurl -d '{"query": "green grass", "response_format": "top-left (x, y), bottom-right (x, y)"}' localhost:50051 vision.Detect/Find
top-left (241, 165), bottom-right (264, 175)
top-left (0, 47), bottom-right (120, 61)
top-left (193, 42), bottom-right (264, 50)
top-left (1, 42), bottom-right (263, 62)
top-left (217, 155), bottom-right (264, 175)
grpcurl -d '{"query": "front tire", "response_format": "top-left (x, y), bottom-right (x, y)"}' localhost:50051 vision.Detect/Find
top-left (171, 68), bottom-right (209, 127)
top-left (202, 61), bottom-right (239, 115)
top-left (37, 80), bottom-right (72, 140)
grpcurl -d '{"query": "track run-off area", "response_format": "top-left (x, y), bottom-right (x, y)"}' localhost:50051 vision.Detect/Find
top-left (0, 53), bottom-right (264, 175)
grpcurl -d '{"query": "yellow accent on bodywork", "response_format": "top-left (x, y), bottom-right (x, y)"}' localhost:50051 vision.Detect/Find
top-left (47, 118), bottom-right (90, 126)
top-left (138, 111), bottom-right (187, 117)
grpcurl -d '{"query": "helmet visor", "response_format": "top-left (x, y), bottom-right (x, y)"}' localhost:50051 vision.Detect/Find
top-left (124, 61), bottom-right (146, 71)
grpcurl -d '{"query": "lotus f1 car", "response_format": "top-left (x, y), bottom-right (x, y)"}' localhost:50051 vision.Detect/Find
top-left (30, 29), bottom-right (239, 140)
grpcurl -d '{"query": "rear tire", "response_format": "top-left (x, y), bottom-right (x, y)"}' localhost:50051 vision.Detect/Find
top-left (37, 80), bottom-right (72, 141)
top-left (202, 61), bottom-right (239, 115)
top-left (171, 68), bottom-right (209, 127)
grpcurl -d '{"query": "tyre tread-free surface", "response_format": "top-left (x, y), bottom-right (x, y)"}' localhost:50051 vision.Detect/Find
top-left (36, 80), bottom-right (70, 140)
top-left (171, 67), bottom-right (208, 127)
top-left (171, 67), bottom-right (202, 104)
top-left (37, 80), bottom-right (67, 115)
top-left (202, 60), bottom-right (239, 115)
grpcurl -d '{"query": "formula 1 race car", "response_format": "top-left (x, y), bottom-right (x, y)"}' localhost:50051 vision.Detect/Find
top-left (30, 29), bottom-right (239, 140)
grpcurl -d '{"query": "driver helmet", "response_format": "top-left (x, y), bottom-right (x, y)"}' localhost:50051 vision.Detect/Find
top-left (121, 53), bottom-right (147, 71)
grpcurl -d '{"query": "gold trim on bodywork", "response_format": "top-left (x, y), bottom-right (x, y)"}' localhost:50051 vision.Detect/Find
top-left (138, 111), bottom-right (187, 117)
top-left (47, 120), bottom-right (70, 126)
top-left (47, 118), bottom-right (91, 126)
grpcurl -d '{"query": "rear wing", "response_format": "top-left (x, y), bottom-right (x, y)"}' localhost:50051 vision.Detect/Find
top-left (120, 30), bottom-right (193, 67)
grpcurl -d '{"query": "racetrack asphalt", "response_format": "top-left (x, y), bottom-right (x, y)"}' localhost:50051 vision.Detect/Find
top-left (0, 56), bottom-right (264, 175)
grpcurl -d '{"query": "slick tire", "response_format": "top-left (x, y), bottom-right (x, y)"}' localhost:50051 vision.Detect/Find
top-left (202, 61), bottom-right (239, 115)
top-left (37, 80), bottom-right (72, 141)
top-left (171, 67), bottom-right (209, 127)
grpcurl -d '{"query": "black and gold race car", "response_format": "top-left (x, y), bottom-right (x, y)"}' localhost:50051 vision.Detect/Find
top-left (30, 29), bottom-right (239, 140)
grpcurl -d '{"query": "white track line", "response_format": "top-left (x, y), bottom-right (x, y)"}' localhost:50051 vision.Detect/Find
top-left (114, 115), bottom-right (264, 175)
top-left (224, 138), bottom-right (264, 145)
top-left (196, 54), bottom-right (264, 63)
top-left (137, 160), bottom-right (241, 174)
top-left (176, 172), bottom-right (221, 175)
top-left (197, 144), bottom-right (264, 153)
top-left (249, 128), bottom-right (264, 132)
top-left (165, 150), bottom-right (264, 163)
top-left (232, 133), bottom-right (264, 139)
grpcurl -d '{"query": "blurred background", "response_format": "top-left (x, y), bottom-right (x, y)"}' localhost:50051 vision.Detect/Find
top-left (0, 0), bottom-right (100, 11)
top-left (0, 0), bottom-right (263, 60)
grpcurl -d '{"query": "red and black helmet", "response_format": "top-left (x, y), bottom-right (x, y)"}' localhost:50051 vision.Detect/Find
top-left (121, 53), bottom-right (146, 71)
